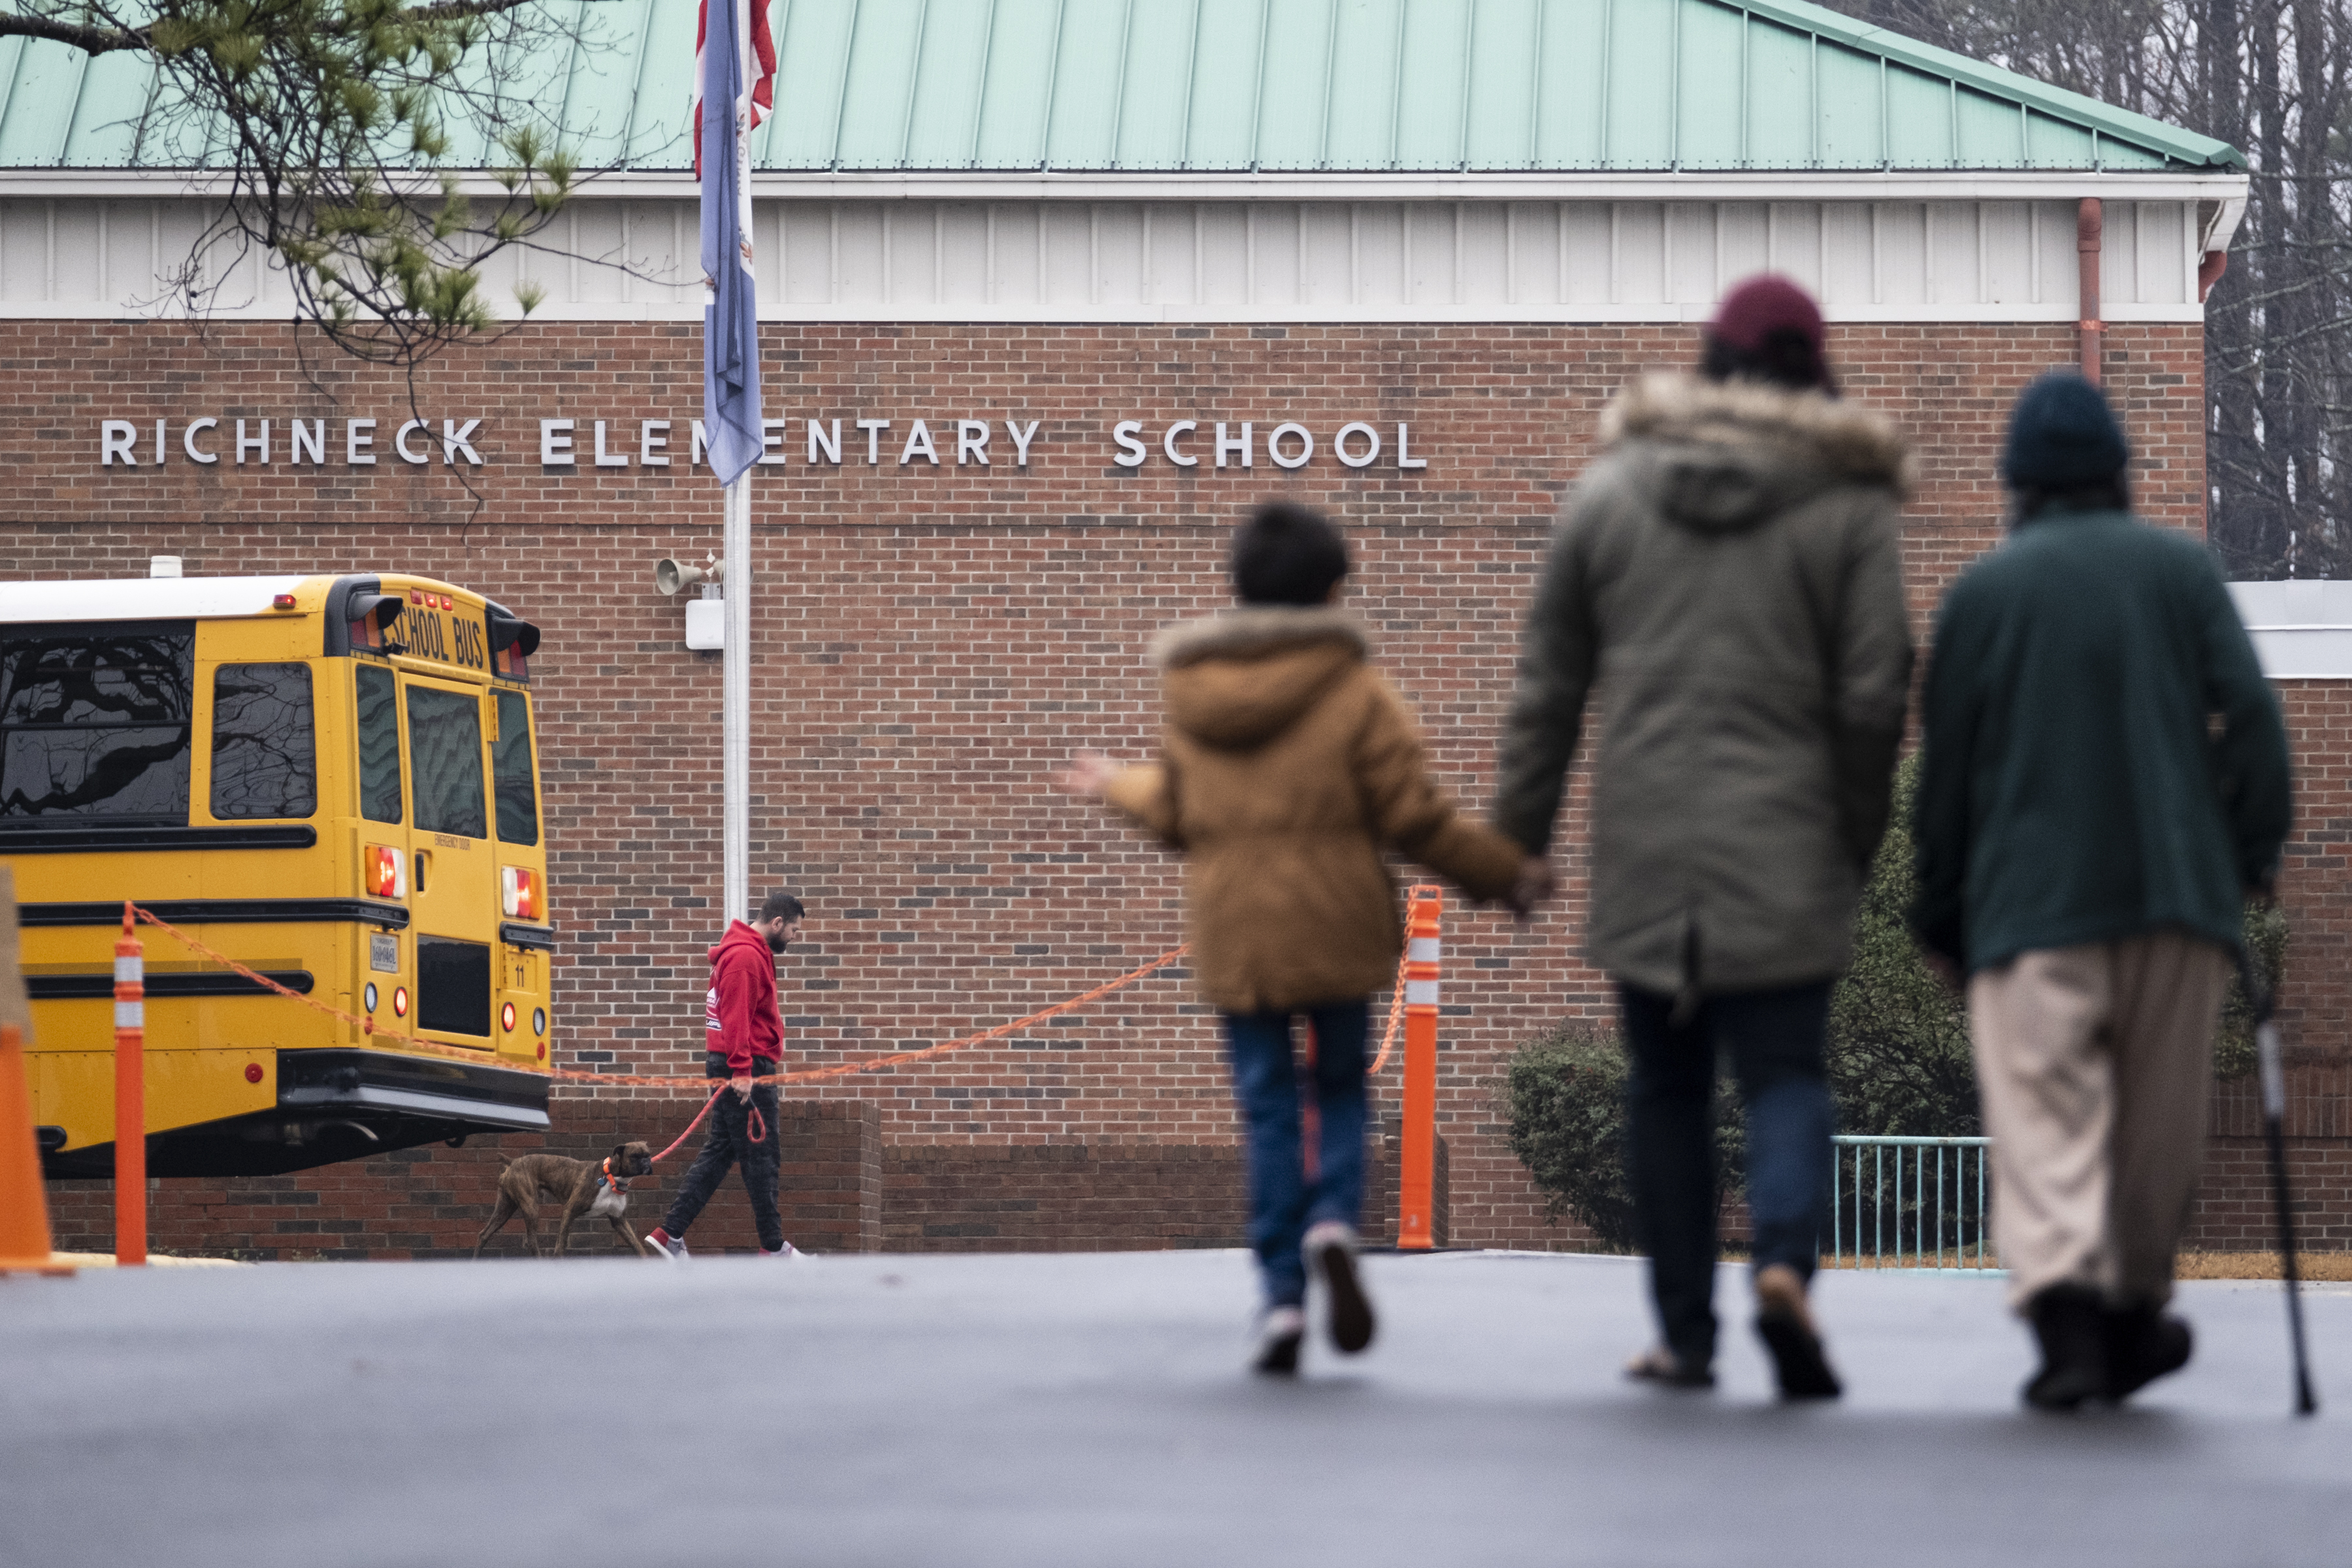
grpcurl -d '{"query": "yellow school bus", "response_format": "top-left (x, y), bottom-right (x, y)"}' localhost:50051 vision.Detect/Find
top-left (1, 573), bottom-right (554, 1177)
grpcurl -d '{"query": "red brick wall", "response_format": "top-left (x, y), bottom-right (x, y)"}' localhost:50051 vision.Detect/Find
top-left (45, 1096), bottom-right (881, 1259)
top-left (13, 316), bottom-right (2315, 1256)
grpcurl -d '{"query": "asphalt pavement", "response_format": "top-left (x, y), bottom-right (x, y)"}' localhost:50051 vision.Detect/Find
top-left (3, 1249), bottom-right (2346, 1567)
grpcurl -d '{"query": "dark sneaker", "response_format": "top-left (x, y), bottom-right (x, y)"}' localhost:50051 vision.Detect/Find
top-left (1253, 1306), bottom-right (1306, 1376)
top-left (1305, 1220), bottom-right (1376, 1354)
top-left (1625, 1345), bottom-right (1716, 1389)
top-left (1754, 1263), bottom-right (1842, 1401)
top-left (2024, 1284), bottom-right (2108, 1411)
top-left (644, 1227), bottom-right (687, 1262)
top-left (2103, 1304), bottom-right (2193, 1403)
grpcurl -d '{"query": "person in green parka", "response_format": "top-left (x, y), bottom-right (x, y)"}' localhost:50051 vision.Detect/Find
top-left (1912, 371), bottom-right (2293, 1412)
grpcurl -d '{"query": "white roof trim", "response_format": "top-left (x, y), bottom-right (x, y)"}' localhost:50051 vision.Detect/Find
top-left (0, 167), bottom-right (2254, 209)
top-left (0, 576), bottom-right (311, 623)
top-left (2229, 581), bottom-right (2352, 680)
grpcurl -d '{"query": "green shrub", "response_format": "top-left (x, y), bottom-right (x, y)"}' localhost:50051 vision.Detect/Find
top-left (1827, 755), bottom-right (1978, 1137)
top-left (2215, 899), bottom-right (2289, 1081)
top-left (1501, 1022), bottom-right (1742, 1250)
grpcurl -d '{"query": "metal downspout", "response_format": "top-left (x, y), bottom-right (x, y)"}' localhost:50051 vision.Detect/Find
top-left (2076, 197), bottom-right (2102, 385)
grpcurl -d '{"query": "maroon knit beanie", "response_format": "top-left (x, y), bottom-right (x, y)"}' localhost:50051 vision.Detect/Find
top-left (1709, 276), bottom-right (1824, 355)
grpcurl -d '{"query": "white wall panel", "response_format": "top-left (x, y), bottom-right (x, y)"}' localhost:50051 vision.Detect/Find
top-left (1665, 204), bottom-right (1716, 306)
top-left (1876, 204), bottom-right (1929, 308)
top-left (0, 193), bottom-right (2214, 321)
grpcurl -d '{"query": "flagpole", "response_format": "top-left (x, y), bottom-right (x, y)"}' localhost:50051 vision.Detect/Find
top-left (723, 472), bottom-right (750, 926)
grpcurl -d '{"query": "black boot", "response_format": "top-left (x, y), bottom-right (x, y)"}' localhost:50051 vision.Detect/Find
top-left (2023, 1284), bottom-right (2108, 1411)
top-left (2103, 1303), bottom-right (2193, 1403)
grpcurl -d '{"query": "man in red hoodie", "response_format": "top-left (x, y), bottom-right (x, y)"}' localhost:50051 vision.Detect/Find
top-left (644, 892), bottom-right (806, 1259)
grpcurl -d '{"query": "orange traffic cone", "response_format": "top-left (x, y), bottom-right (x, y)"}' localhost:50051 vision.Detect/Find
top-left (0, 1023), bottom-right (71, 1275)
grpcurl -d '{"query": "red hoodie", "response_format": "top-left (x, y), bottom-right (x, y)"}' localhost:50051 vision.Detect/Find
top-left (704, 920), bottom-right (783, 1074)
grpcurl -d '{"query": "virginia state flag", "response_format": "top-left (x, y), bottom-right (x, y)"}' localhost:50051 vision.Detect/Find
top-left (697, 0), bottom-right (773, 488)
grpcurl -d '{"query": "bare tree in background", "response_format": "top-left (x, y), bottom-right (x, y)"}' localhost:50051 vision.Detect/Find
top-left (1824, 0), bottom-right (2352, 578)
top-left (0, 0), bottom-right (621, 368)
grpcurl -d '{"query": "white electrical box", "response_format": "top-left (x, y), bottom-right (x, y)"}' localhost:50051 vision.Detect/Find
top-left (685, 598), bottom-right (725, 651)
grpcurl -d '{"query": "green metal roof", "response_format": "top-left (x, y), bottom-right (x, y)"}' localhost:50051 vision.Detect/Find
top-left (0, 0), bottom-right (2245, 174)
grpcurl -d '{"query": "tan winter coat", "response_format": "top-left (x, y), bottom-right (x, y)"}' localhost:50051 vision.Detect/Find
top-left (1495, 375), bottom-right (1916, 999)
top-left (1104, 607), bottom-right (1525, 1015)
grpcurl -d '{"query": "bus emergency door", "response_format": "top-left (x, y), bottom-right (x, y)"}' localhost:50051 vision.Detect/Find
top-left (398, 672), bottom-right (499, 1049)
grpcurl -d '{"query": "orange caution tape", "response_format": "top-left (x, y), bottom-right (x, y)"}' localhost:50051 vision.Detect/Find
top-left (125, 903), bottom-right (1189, 1090)
top-left (1370, 950), bottom-right (1410, 1075)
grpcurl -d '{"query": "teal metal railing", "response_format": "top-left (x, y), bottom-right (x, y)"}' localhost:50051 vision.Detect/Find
top-left (1829, 1134), bottom-right (1999, 1273)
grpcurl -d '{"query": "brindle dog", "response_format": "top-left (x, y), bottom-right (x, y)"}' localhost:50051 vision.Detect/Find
top-left (473, 1142), bottom-right (657, 1258)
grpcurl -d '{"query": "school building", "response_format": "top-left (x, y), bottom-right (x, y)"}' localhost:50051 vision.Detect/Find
top-left (13, 0), bottom-right (2348, 1255)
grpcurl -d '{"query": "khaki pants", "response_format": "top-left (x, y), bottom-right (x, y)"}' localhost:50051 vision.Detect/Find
top-left (1968, 930), bottom-right (2229, 1311)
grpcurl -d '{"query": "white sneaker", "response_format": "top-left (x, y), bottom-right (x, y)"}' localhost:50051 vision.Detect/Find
top-left (1305, 1220), bottom-right (1375, 1354)
top-left (1253, 1305), bottom-right (1306, 1376)
top-left (760, 1242), bottom-right (806, 1260)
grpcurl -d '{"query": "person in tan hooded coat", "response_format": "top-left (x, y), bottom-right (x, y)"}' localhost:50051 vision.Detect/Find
top-left (1066, 501), bottom-right (1531, 1375)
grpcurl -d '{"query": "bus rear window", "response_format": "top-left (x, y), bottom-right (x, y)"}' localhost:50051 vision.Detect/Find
top-left (355, 665), bottom-right (401, 825)
top-left (0, 626), bottom-right (193, 825)
top-left (406, 685), bottom-right (485, 839)
top-left (493, 692), bottom-right (538, 846)
top-left (210, 664), bottom-right (317, 820)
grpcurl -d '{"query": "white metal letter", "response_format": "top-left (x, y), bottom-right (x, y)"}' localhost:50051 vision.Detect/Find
top-left (395, 420), bottom-right (431, 465)
top-left (808, 419), bottom-right (841, 464)
top-left (100, 420), bottom-right (137, 466)
top-left (758, 418), bottom-right (786, 465)
top-left (1005, 419), bottom-right (1040, 466)
top-left (592, 420), bottom-right (629, 467)
top-left (1163, 419), bottom-right (1199, 468)
top-left (899, 419), bottom-right (939, 465)
top-left (235, 420), bottom-right (269, 465)
top-left (857, 417), bottom-right (891, 465)
top-left (1267, 423), bottom-right (1314, 470)
top-left (346, 419), bottom-right (377, 466)
top-left (1334, 421), bottom-right (1381, 468)
top-left (1215, 421), bottom-right (1252, 468)
top-left (640, 419), bottom-right (670, 467)
top-left (290, 419), bottom-right (325, 465)
top-left (1111, 420), bottom-right (1147, 468)
top-left (691, 420), bottom-right (709, 467)
top-left (1397, 421), bottom-right (1427, 470)
top-left (539, 419), bottom-right (574, 466)
top-left (441, 419), bottom-right (482, 465)
top-left (184, 417), bottom-right (220, 465)
top-left (956, 420), bottom-right (990, 465)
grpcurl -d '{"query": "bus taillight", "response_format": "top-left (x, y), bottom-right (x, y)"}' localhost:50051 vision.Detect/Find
top-left (365, 845), bottom-right (406, 900)
top-left (500, 866), bottom-right (539, 921)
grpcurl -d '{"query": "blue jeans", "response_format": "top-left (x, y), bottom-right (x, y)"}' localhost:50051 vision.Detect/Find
top-left (1222, 1002), bottom-right (1371, 1308)
top-left (1620, 981), bottom-right (1835, 1369)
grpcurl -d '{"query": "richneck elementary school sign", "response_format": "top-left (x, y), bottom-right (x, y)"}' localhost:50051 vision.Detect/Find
top-left (95, 415), bottom-right (1434, 475)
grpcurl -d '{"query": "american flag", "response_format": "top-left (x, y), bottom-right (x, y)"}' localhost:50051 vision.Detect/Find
top-left (693, 0), bottom-right (776, 180)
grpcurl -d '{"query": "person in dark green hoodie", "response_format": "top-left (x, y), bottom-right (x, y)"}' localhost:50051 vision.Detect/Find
top-left (1912, 372), bottom-right (2292, 1411)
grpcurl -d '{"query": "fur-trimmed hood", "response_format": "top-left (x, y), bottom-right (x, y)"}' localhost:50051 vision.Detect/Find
top-left (1601, 375), bottom-right (1914, 533)
top-left (1149, 606), bottom-right (1369, 751)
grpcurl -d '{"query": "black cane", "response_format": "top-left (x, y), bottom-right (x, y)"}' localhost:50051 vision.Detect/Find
top-left (2234, 945), bottom-right (2319, 1416)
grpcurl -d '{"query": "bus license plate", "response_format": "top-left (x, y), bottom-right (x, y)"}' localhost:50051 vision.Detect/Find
top-left (370, 934), bottom-right (399, 973)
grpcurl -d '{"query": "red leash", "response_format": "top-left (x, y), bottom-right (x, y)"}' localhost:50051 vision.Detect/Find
top-left (651, 1082), bottom-right (770, 1163)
